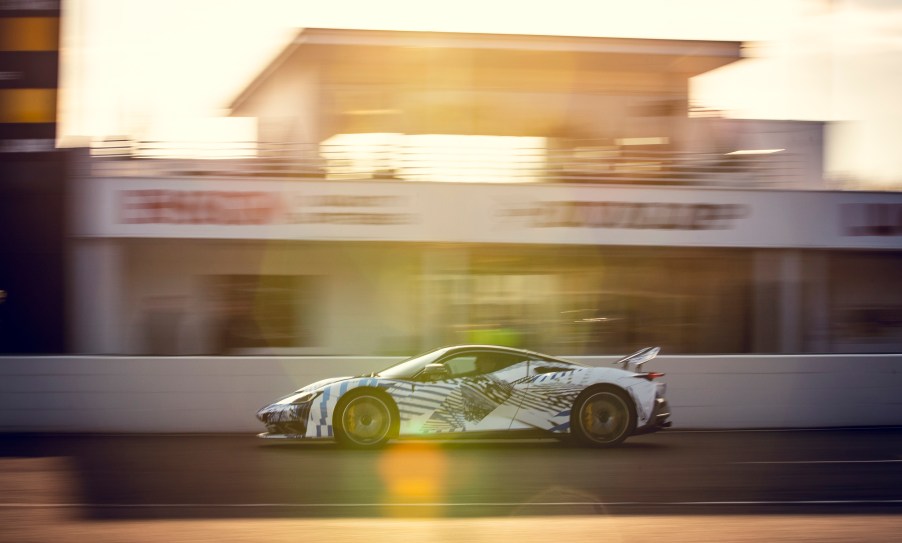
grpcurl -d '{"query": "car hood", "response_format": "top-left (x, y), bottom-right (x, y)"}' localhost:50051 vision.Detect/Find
top-left (294, 376), bottom-right (356, 394)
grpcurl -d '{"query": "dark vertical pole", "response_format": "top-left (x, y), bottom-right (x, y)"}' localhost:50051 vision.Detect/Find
top-left (0, 0), bottom-right (67, 353)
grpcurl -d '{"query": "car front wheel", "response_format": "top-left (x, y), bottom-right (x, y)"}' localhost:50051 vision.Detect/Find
top-left (334, 391), bottom-right (394, 449)
top-left (571, 387), bottom-right (635, 447)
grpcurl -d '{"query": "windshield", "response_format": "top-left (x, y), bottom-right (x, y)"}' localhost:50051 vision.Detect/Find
top-left (375, 346), bottom-right (454, 379)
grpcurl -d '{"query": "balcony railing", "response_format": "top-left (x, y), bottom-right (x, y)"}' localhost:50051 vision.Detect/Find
top-left (89, 140), bottom-right (810, 189)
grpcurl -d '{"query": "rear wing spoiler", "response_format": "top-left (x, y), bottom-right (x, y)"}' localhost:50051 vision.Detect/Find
top-left (614, 346), bottom-right (660, 372)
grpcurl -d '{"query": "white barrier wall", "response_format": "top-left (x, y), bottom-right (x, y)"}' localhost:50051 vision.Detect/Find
top-left (1, 355), bottom-right (900, 433)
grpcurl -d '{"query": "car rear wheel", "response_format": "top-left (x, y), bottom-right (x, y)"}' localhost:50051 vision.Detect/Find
top-left (571, 387), bottom-right (635, 447)
top-left (334, 391), bottom-right (394, 449)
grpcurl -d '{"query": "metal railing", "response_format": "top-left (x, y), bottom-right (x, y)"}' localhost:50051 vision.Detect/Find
top-left (89, 140), bottom-right (808, 188)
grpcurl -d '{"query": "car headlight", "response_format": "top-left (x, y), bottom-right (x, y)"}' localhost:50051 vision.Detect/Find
top-left (276, 390), bottom-right (323, 406)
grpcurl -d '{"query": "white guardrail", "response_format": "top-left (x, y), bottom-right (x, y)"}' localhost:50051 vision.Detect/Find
top-left (1, 355), bottom-right (900, 433)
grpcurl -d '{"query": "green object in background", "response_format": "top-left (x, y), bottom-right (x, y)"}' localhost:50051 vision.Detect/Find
top-left (468, 327), bottom-right (522, 347)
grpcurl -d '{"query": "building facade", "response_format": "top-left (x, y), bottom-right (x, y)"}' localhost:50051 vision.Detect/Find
top-left (69, 29), bottom-right (902, 356)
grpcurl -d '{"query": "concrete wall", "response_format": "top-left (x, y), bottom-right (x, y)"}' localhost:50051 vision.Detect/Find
top-left (1, 355), bottom-right (900, 433)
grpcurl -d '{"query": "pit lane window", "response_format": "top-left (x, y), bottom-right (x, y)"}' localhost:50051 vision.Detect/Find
top-left (210, 274), bottom-right (318, 353)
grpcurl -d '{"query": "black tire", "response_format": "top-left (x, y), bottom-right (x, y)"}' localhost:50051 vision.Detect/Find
top-left (570, 386), bottom-right (636, 448)
top-left (333, 390), bottom-right (396, 449)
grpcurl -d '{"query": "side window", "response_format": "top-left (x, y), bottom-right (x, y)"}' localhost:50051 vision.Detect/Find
top-left (442, 354), bottom-right (479, 377)
top-left (440, 351), bottom-right (531, 377)
top-left (477, 353), bottom-right (528, 375)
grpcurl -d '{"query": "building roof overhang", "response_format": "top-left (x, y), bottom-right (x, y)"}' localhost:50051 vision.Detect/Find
top-left (229, 27), bottom-right (743, 114)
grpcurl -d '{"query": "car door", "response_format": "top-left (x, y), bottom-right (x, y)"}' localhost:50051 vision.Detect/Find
top-left (394, 349), bottom-right (529, 435)
top-left (450, 350), bottom-right (532, 432)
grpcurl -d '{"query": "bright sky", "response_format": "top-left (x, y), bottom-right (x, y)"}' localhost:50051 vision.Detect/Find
top-left (58, 0), bottom-right (902, 186)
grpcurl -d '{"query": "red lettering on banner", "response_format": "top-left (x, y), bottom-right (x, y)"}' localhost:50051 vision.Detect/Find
top-left (118, 190), bottom-right (286, 225)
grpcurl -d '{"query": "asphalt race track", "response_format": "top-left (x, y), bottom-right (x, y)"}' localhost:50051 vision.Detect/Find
top-left (2, 428), bottom-right (901, 542)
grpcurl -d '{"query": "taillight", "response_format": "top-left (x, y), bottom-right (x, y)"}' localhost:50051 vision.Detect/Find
top-left (635, 372), bottom-right (665, 381)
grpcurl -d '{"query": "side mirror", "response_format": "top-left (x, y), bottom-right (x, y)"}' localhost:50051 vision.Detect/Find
top-left (419, 363), bottom-right (450, 381)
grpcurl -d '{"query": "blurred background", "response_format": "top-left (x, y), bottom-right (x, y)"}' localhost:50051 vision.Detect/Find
top-left (2, 5), bottom-right (901, 537)
top-left (1, 0), bottom-right (901, 358)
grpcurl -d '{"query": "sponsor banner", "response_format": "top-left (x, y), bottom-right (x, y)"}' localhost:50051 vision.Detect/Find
top-left (118, 189), bottom-right (416, 227)
top-left (74, 176), bottom-right (902, 250)
top-left (77, 178), bottom-right (424, 242)
top-left (499, 201), bottom-right (750, 230)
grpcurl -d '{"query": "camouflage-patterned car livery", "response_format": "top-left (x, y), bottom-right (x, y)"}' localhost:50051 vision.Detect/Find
top-left (257, 345), bottom-right (671, 448)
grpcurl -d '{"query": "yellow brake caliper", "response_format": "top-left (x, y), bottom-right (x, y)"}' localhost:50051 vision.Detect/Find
top-left (347, 404), bottom-right (357, 433)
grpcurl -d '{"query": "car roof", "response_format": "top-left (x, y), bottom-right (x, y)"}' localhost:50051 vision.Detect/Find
top-left (443, 344), bottom-right (531, 354)
top-left (440, 344), bottom-right (577, 363)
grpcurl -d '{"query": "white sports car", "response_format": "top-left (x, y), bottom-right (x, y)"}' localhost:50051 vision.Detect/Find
top-left (257, 345), bottom-right (671, 448)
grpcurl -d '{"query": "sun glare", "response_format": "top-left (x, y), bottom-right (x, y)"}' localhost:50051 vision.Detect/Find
top-left (377, 441), bottom-right (448, 516)
top-left (321, 133), bottom-right (547, 183)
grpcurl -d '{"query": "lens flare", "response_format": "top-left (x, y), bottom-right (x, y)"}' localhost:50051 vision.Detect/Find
top-left (378, 441), bottom-right (448, 516)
